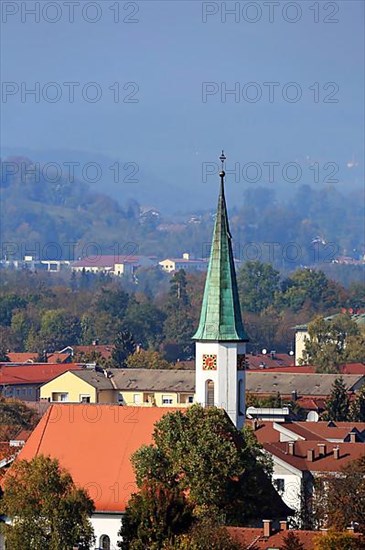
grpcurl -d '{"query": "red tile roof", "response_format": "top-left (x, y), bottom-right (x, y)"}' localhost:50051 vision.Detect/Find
top-left (14, 404), bottom-right (179, 512)
top-left (246, 353), bottom-right (295, 370)
top-left (0, 364), bottom-right (81, 385)
top-left (286, 421), bottom-right (365, 442)
top-left (263, 440), bottom-right (365, 472)
top-left (228, 526), bottom-right (318, 549)
top-left (6, 352), bottom-right (70, 364)
top-left (252, 421), bottom-right (365, 446)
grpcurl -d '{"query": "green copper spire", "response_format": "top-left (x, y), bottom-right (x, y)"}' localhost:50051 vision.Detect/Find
top-left (193, 152), bottom-right (248, 342)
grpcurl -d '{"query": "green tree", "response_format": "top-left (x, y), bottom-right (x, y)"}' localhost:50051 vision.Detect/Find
top-left (163, 270), bottom-right (195, 360)
top-left (126, 349), bottom-right (171, 370)
top-left (0, 455), bottom-right (95, 550)
top-left (111, 330), bottom-right (136, 367)
top-left (26, 309), bottom-right (82, 352)
top-left (323, 377), bottom-right (350, 421)
top-left (130, 405), bottom-right (286, 526)
top-left (279, 269), bottom-right (334, 312)
top-left (125, 300), bottom-right (166, 349)
top-left (119, 480), bottom-right (194, 550)
top-left (237, 261), bottom-right (280, 313)
top-left (300, 315), bottom-right (364, 372)
top-left (281, 531), bottom-right (306, 550)
top-left (93, 287), bottom-right (130, 319)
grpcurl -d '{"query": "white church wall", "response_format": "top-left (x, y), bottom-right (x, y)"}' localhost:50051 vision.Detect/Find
top-left (91, 513), bottom-right (123, 550)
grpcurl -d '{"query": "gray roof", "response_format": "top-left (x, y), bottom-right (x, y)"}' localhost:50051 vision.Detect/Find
top-left (73, 370), bottom-right (115, 390)
top-left (110, 369), bottom-right (195, 392)
top-left (246, 372), bottom-right (365, 396)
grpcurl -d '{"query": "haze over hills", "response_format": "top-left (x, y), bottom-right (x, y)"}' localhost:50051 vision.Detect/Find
top-left (1, 155), bottom-right (364, 282)
top-left (1, 146), bottom-right (363, 213)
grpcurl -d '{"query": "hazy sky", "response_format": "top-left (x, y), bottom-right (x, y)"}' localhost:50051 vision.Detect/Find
top-left (1, 0), bottom-right (364, 210)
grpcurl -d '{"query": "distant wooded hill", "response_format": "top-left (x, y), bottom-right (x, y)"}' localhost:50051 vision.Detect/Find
top-left (1, 157), bottom-right (364, 279)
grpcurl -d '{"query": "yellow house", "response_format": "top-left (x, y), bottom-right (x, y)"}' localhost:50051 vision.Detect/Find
top-left (41, 368), bottom-right (195, 407)
top-left (40, 370), bottom-right (117, 404)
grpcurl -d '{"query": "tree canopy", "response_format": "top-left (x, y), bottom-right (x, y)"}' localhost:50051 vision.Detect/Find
top-left (128, 406), bottom-right (287, 527)
top-left (300, 315), bottom-right (365, 372)
top-left (0, 455), bottom-right (95, 550)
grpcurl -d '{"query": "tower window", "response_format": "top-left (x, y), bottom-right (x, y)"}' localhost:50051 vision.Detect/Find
top-left (238, 379), bottom-right (245, 416)
top-left (206, 379), bottom-right (215, 407)
top-left (99, 534), bottom-right (110, 550)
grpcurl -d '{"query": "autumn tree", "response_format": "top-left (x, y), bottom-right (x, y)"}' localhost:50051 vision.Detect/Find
top-left (0, 396), bottom-right (37, 429)
top-left (318, 456), bottom-right (365, 534)
top-left (313, 531), bottom-right (364, 550)
top-left (350, 385), bottom-right (365, 421)
top-left (170, 520), bottom-right (249, 549)
top-left (0, 455), bottom-right (95, 550)
top-left (300, 315), bottom-right (365, 373)
top-left (126, 349), bottom-right (171, 369)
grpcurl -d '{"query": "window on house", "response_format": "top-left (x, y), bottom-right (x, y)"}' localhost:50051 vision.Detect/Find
top-left (188, 396), bottom-right (194, 403)
top-left (133, 394), bottom-right (141, 404)
top-left (80, 395), bottom-right (91, 403)
top-left (60, 393), bottom-right (69, 402)
top-left (162, 395), bottom-right (173, 404)
top-left (99, 534), bottom-right (111, 550)
top-left (274, 478), bottom-right (285, 493)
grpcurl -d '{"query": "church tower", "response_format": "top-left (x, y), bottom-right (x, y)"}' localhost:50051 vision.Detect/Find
top-left (193, 152), bottom-right (248, 429)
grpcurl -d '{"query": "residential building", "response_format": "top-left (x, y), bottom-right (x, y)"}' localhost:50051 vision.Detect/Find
top-left (251, 420), bottom-right (365, 520)
top-left (0, 363), bottom-right (81, 401)
top-left (40, 368), bottom-right (195, 406)
top-left (246, 371), bottom-right (365, 400)
top-left (159, 253), bottom-right (208, 273)
top-left (294, 312), bottom-right (365, 365)
top-left (72, 255), bottom-right (154, 276)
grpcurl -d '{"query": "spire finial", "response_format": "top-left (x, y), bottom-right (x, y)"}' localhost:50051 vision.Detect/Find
top-left (219, 150), bottom-right (226, 177)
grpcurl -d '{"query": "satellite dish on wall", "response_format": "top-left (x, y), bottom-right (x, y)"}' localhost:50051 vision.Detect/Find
top-left (306, 411), bottom-right (319, 422)
top-left (262, 349), bottom-right (267, 355)
top-left (289, 350), bottom-right (294, 356)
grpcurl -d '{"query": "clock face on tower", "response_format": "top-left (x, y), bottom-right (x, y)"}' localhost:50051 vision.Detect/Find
top-left (202, 354), bottom-right (217, 370)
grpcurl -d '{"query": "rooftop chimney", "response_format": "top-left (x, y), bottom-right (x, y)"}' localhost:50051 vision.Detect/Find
top-left (349, 431), bottom-right (357, 443)
top-left (333, 446), bottom-right (340, 459)
top-left (288, 441), bottom-right (295, 456)
top-left (317, 443), bottom-right (327, 457)
top-left (307, 449), bottom-right (315, 461)
top-left (280, 520), bottom-right (288, 531)
top-left (263, 520), bottom-right (272, 538)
